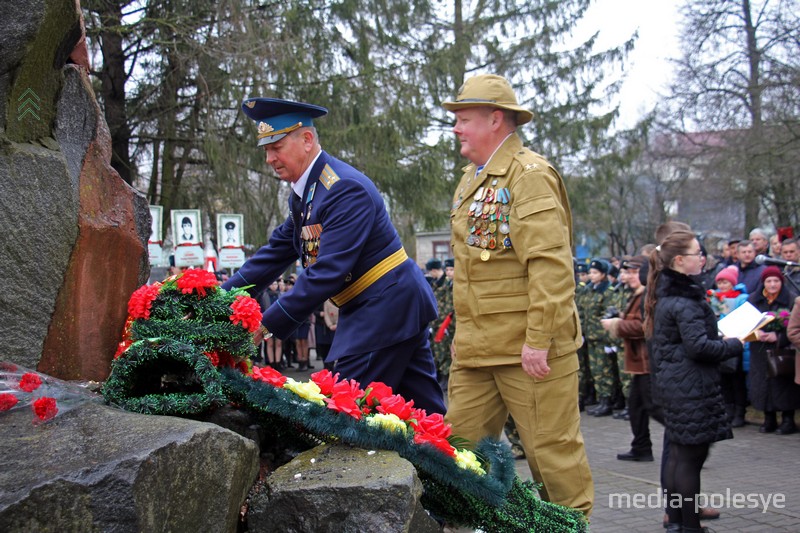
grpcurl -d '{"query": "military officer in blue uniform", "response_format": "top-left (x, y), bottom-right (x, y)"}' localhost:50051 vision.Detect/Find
top-left (221, 97), bottom-right (446, 414)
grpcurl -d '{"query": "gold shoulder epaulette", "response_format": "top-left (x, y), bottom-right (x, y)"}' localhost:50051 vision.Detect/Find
top-left (319, 164), bottom-right (341, 190)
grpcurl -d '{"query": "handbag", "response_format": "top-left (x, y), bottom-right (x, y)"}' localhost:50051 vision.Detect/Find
top-left (766, 347), bottom-right (796, 378)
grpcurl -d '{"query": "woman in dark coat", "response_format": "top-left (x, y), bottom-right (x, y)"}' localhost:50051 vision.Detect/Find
top-left (747, 266), bottom-right (800, 434)
top-left (644, 230), bottom-right (743, 533)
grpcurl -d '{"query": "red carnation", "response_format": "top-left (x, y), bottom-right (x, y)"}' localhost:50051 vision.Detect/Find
top-left (411, 412), bottom-right (452, 439)
top-left (376, 394), bottom-right (414, 420)
top-left (410, 407), bottom-right (428, 425)
top-left (311, 369), bottom-right (341, 396)
top-left (252, 365), bottom-right (287, 387)
top-left (363, 381), bottom-right (393, 408)
top-left (0, 393), bottom-right (19, 411)
top-left (18, 372), bottom-right (42, 393)
top-left (331, 378), bottom-right (365, 400)
top-left (229, 295), bottom-right (263, 332)
top-left (414, 432), bottom-right (456, 457)
top-left (176, 269), bottom-right (219, 297)
top-left (127, 283), bottom-right (162, 319)
top-left (204, 351), bottom-right (220, 366)
top-left (32, 397), bottom-right (58, 421)
top-left (325, 392), bottom-right (364, 420)
top-left (114, 339), bottom-right (133, 359)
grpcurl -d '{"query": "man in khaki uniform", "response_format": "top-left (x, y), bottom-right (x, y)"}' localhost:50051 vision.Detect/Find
top-left (442, 74), bottom-right (593, 517)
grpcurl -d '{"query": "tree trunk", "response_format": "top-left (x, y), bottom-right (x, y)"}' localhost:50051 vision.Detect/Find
top-left (95, 1), bottom-right (133, 184)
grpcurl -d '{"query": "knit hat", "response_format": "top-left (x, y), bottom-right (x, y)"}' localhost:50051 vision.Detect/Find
top-left (715, 265), bottom-right (739, 286)
top-left (760, 265), bottom-right (784, 283)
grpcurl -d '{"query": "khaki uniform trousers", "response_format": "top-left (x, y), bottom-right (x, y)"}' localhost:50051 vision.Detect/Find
top-left (446, 357), bottom-right (594, 517)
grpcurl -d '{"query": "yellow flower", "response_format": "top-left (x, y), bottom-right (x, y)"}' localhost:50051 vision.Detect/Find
top-left (366, 413), bottom-right (410, 434)
top-left (454, 448), bottom-right (486, 475)
top-left (283, 378), bottom-right (326, 405)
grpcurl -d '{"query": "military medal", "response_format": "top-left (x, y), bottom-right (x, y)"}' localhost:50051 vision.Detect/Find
top-left (480, 250), bottom-right (490, 261)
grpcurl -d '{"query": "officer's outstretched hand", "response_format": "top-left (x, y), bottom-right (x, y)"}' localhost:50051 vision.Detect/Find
top-left (521, 344), bottom-right (550, 379)
top-left (253, 326), bottom-right (268, 345)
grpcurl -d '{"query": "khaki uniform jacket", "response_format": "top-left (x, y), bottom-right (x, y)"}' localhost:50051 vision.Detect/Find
top-left (450, 134), bottom-right (582, 370)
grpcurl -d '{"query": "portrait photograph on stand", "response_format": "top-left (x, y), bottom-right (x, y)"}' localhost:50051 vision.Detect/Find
top-left (171, 209), bottom-right (204, 267)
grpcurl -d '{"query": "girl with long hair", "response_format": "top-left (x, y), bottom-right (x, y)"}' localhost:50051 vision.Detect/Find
top-left (644, 230), bottom-right (743, 533)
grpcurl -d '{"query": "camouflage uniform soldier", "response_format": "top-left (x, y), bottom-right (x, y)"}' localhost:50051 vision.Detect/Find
top-left (574, 262), bottom-right (595, 410)
top-left (583, 258), bottom-right (615, 417)
top-left (605, 264), bottom-right (632, 418)
top-left (431, 258), bottom-right (455, 390)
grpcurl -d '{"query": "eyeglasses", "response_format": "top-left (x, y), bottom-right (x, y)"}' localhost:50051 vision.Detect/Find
top-left (682, 252), bottom-right (704, 257)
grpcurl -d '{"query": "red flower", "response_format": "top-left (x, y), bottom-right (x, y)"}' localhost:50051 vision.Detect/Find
top-left (127, 283), bottom-right (162, 319)
top-left (236, 360), bottom-right (250, 374)
top-left (176, 269), bottom-right (219, 297)
top-left (410, 407), bottom-right (428, 424)
top-left (331, 379), bottom-right (365, 400)
top-left (229, 295), bottom-right (263, 332)
top-left (363, 381), bottom-right (393, 408)
top-left (325, 392), bottom-right (363, 420)
top-left (414, 432), bottom-right (456, 457)
top-left (114, 339), bottom-right (133, 359)
top-left (217, 351), bottom-right (236, 368)
top-left (376, 394), bottom-right (414, 420)
top-left (0, 393), bottom-right (19, 411)
top-left (32, 397), bottom-right (58, 421)
top-left (411, 412), bottom-right (452, 439)
top-left (311, 369), bottom-right (341, 396)
top-left (18, 372), bottom-right (42, 392)
top-left (252, 365), bottom-right (287, 387)
top-left (204, 351), bottom-right (220, 366)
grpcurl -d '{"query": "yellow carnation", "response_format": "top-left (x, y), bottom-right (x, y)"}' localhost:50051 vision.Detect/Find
top-left (454, 448), bottom-right (486, 475)
top-left (366, 413), bottom-right (410, 434)
top-left (283, 378), bottom-right (326, 405)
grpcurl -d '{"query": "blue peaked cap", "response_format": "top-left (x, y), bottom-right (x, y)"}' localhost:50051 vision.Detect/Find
top-left (241, 97), bottom-right (328, 146)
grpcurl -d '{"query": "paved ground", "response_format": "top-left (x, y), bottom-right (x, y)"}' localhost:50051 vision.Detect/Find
top-left (286, 360), bottom-right (800, 532)
top-left (539, 409), bottom-right (800, 532)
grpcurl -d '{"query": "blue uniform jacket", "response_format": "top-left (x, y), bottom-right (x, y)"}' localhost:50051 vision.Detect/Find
top-left (222, 151), bottom-right (437, 358)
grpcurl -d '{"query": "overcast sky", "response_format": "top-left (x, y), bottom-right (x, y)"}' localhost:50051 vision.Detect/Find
top-left (579, 0), bottom-right (682, 129)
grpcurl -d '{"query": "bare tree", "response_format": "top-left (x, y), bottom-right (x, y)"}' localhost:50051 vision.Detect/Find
top-left (662, 0), bottom-right (800, 231)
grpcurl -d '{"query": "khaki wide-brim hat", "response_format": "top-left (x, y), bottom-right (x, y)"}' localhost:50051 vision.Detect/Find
top-left (442, 74), bottom-right (533, 125)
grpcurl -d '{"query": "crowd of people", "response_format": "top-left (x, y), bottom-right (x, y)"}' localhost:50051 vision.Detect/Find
top-left (571, 222), bottom-right (800, 531)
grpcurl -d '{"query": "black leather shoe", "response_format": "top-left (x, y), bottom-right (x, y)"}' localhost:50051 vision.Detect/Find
top-left (760, 412), bottom-right (777, 433)
top-left (617, 451), bottom-right (654, 462)
top-left (612, 408), bottom-right (629, 420)
top-left (776, 420), bottom-right (797, 435)
top-left (759, 421), bottom-right (778, 433)
top-left (588, 397), bottom-right (610, 415)
top-left (592, 402), bottom-right (613, 417)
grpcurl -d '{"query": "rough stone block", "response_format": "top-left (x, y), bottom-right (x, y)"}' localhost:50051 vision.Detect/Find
top-left (248, 443), bottom-right (441, 533)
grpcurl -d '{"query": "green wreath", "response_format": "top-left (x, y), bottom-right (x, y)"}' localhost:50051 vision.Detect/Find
top-left (102, 270), bottom-right (588, 532)
top-left (102, 338), bottom-right (228, 415)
